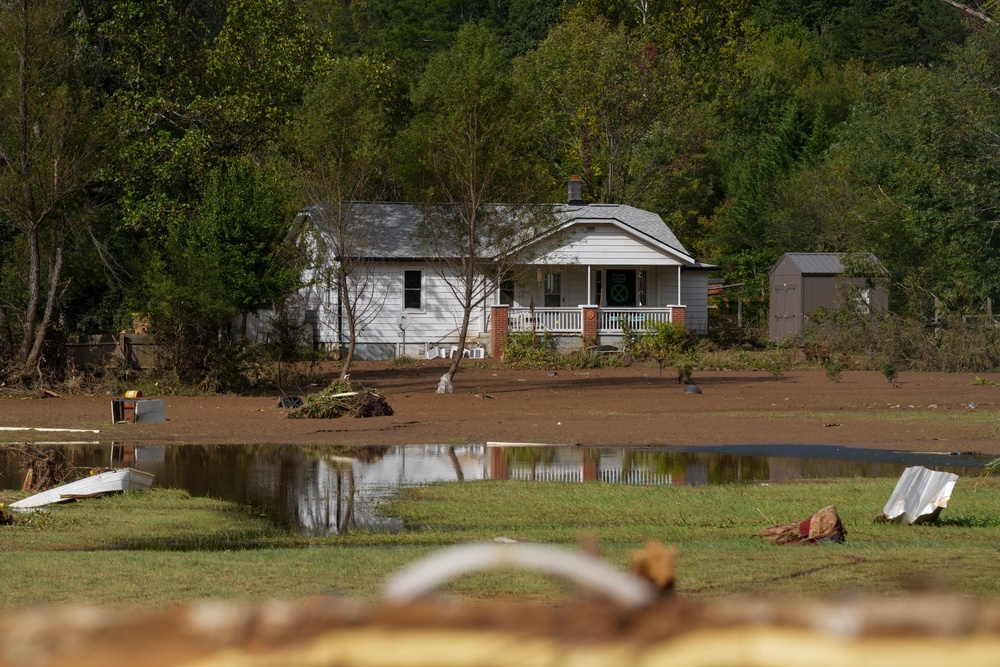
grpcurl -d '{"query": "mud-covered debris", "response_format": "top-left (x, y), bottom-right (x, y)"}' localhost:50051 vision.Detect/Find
top-left (630, 540), bottom-right (677, 596)
top-left (756, 505), bottom-right (846, 545)
top-left (349, 391), bottom-right (393, 418)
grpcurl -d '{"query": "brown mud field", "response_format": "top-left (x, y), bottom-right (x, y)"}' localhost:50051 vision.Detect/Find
top-left (2, 361), bottom-right (1000, 454)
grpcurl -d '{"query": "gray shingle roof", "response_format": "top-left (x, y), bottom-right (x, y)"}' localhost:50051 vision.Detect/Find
top-left (302, 201), bottom-right (695, 262)
top-left (558, 203), bottom-right (691, 258)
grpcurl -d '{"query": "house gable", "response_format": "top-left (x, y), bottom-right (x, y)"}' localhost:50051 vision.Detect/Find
top-left (527, 221), bottom-right (690, 266)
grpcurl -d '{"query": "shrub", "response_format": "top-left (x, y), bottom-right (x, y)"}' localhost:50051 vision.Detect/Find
top-left (641, 321), bottom-right (690, 359)
top-left (881, 362), bottom-right (899, 383)
top-left (501, 330), bottom-right (559, 368)
top-left (824, 359), bottom-right (845, 382)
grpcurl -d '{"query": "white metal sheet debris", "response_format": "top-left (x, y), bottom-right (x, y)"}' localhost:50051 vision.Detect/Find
top-left (879, 465), bottom-right (958, 524)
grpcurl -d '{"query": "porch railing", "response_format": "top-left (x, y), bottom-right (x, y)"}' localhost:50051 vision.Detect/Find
top-left (503, 306), bottom-right (674, 334)
top-left (599, 308), bottom-right (672, 333)
top-left (508, 307), bottom-right (582, 333)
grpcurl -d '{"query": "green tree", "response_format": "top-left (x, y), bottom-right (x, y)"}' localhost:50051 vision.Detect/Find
top-left (195, 159), bottom-right (302, 339)
top-left (516, 10), bottom-right (713, 227)
top-left (292, 56), bottom-right (403, 381)
top-left (140, 158), bottom-right (301, 384)
top-left (398, 23), bottom-right (553, 392)
top-left (96, 0), bottom-right (314, 239)
top-left (0, 0), bottom-right (100, 369)
top-left (573, 0), bottom-right (756, 96)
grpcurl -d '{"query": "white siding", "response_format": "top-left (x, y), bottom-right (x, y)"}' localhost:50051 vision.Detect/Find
top-left (681, 271), bottom-right (709, 334)
top-left (311, 262), bottom-right (490, 359)
top-left (532, 224), bottom-right (683, 266)
top-left (655, 267), bottom-right (681, 307)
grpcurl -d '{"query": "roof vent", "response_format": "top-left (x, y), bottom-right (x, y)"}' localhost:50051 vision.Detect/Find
top-left (567, 175), bottom-right (585, 205)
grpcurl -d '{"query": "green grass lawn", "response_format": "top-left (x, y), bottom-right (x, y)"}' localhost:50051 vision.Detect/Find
top-left (2, 477), bottom-right (999, 609)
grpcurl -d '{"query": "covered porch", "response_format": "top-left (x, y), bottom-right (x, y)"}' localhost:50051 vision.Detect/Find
top-left (503, 305), bottom-right (682, 335)
top-left (486, 263), bottom-right (690, 335)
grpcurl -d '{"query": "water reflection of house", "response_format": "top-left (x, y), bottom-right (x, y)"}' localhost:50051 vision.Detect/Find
top-left (487, 448), bottom-right (676, 485)
top-left (303, 445), bottom-right (486, 535)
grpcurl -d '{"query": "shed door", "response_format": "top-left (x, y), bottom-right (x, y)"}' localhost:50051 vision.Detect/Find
top-left (771, 282), bottom-right (798, 340)
top-left (606, 270), bottom-right (636, 307)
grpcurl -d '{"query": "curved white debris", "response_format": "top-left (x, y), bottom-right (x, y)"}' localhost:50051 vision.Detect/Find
top-left (384, 542), bottom-right (655, 608)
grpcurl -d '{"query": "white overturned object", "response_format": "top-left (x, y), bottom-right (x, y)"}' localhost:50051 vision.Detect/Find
top-left (383, 542), bottom-right (655, 608)
top-left (10, 468), bottom-right (155, 510)
top-left (880, 466), bottom-right (958, 525)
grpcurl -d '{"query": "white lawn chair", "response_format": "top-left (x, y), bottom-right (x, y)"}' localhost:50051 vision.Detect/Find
top-left (425, 343), bottom-right (446, 359)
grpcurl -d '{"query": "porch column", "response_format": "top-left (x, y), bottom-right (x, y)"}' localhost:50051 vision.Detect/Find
top-left (677, 265), bottom-right (682, 304)
top-left (490, 305), bottom-right (510, 359)
top-left (582, 305), bottom-right (599, 348)
top-left (672, 305), bottom-right (687, 329)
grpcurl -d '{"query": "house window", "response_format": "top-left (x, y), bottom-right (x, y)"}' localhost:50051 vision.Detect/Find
top-left (499, 278), bottom-right (515, 306)
top-left (594, 270), bottom-right (602, 306)
top-left (403, 269), bottom-right (422, 311)
top-left (544, 272), bottom-right (562, 307)
top-left (638, 270), bottom-right (647, 307)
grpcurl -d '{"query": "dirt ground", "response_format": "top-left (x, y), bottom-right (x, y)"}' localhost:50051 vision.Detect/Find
top-left (2, 360), bottom-right (1000, 454)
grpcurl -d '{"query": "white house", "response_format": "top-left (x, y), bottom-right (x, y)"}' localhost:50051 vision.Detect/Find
top-left (292, 183), bottom-right (713, 360)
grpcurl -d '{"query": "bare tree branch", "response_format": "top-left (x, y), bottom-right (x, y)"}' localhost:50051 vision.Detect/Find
top-left (940, 0), bottom-right (993, 22)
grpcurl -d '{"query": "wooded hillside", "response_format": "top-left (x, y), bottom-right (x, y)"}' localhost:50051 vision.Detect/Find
top-left (1, 0), bottom-right (996, 380)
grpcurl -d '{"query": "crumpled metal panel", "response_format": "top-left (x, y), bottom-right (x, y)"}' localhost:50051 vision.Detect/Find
top-left (881, 466), bottom-right (959, 524)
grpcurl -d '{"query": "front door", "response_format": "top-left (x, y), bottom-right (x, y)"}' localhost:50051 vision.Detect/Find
top-left (605, 269), bottom-right (636, 307)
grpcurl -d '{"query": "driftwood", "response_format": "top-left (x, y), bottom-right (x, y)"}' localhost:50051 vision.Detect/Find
top-left (756, 505), bottom-right (846, 545)
top-left (0, 445), bottom-right (74, 493)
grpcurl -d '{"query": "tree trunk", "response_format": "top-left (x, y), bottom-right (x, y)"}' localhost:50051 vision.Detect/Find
top-left (440, 277), bottom-right (475, 392)
top-left (19, 225), bottom-right (42, 361)
top-left (25, 237), bottom-right (65, 367)
top-left (339, 271), bottom-right (356, 381)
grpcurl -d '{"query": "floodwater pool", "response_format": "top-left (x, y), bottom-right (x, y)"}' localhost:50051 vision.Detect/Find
top-left (0, 443), bottom-right (988, 536)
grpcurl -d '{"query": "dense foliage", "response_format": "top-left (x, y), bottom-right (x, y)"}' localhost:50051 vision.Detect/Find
top-left (1, 0), bottom-right (998, 384)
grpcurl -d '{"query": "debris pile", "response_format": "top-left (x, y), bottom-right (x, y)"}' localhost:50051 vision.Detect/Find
top-left (349, 391), bottom-right (393, 418)
top-left (756, 505), bottom-right (846, 545)
top-left (289, 381), bottom-right (392, 419)
top-left (0, 445), bottom-right (74, 493)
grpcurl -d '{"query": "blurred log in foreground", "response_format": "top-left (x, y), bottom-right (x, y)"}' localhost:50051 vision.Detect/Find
top-left (2, 595), bottom-right (1000, 667)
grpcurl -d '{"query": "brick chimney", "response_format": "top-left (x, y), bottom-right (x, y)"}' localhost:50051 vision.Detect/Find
top-left (567, 174), bottom-right (584, 205)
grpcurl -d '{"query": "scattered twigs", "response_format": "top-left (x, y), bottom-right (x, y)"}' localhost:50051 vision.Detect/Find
top-left (0, 444), bottom-right (75, 492)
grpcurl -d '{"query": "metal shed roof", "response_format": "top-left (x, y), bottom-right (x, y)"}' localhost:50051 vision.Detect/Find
top-left (779, 253), bottom-right (886, 276)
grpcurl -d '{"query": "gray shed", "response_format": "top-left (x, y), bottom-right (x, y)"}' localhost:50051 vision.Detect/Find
top-left (769, 253), bottom-right (887, 342)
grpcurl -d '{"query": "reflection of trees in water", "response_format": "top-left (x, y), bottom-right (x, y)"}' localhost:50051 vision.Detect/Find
top-left (2, 444), bottom-right (985, 535)
top-left (293, 458), bottom-right (356, 535)
top-left (620, 451), bottom-right (770, 484)
top-left (303, 445), bottom-right (390, 465)
top-left (292, 456), bottom-right (404, 536)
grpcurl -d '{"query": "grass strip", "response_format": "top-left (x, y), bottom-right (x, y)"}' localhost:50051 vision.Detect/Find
top-left (1, 477), bottom-right (999, 608)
